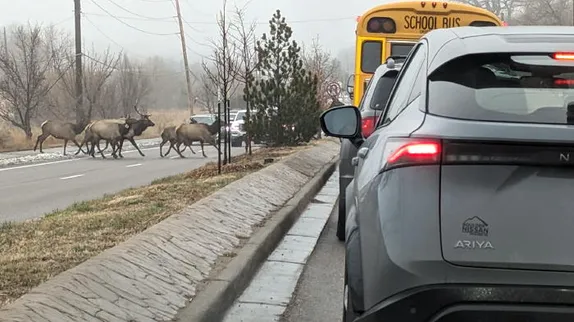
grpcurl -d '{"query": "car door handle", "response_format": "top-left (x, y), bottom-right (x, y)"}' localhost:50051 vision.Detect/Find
top-left (358, 147), bottom-right (369, 159)
top-left (351, 157), bottom-right (359, 166)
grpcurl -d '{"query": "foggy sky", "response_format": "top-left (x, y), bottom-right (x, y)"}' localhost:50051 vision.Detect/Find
top-left (2, 0), bottom-right (394, 64)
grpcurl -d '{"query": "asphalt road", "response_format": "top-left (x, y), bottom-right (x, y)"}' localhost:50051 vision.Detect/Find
top-left (0, 145), bottom-right (247, 223)
top-left (281, 204), bottom-right (345, 322)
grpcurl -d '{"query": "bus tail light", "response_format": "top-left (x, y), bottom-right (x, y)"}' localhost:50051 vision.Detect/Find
top-left (367, 17), bottom-right (396, 33)
top-left (361, 116), bottom-right (377, 138)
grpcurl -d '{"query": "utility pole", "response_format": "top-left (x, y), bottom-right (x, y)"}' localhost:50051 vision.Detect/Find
top-left (174, 0), bottom-right (195, 116)
top-left (3, 27), bottom-right (8, 56)
top-left (74, 0), bottom-right (84, 124)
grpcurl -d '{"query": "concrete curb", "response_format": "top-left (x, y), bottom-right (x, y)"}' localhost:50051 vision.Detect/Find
top-left (175, 159), bottom-right (338, 322)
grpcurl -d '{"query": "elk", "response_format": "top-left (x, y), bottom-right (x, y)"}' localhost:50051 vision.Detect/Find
top-left (83, 105), bottom-right (155, 158)
top-left (173, 117), bottom-right (221, 158)
top-left (34, 120), bottom-right (90, 155)
top-left (159, 118), bottom-right (199, 157)
top-left (75, 117), bottom-right (129, 157)
top-left (84, 119), bottom-right (132, 159)
top-left (159, 126), bottom-right (190, 157)
top-left (112, 105), bottom-right (155, 158)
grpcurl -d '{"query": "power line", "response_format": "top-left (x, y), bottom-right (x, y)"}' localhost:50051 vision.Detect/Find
top-left (83, 14), bottom-right (152, 60)
top-left (83, 53), bottom-right (185, 77)
top-left (182, 18), bottom-right (203, 32)
top-left (185, 33), bottom-right (210, 48)
top-left (180, 0), bottom-right (208, 19)
top-left (182, 16), bottom-right (357, 25)
top-left (83, 12), bottom-right (174, 22)
top-left (83, 15), bottom-right (128, 51)
top-left (103, 0), bottom-right (175, 21)
top-left (54, 16), bottom-right (74, 25)
top-left (86, 0), bottom-right (178, 35)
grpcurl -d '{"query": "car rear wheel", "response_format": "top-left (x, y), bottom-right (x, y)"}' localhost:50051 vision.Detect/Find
top-left (343, 271), bottom-right (358, 321)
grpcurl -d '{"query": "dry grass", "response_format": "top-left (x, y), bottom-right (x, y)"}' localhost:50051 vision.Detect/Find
top-left (0, 144), bottom-right (309, 308)
top-left (0, 109), bottom-right (197, 153)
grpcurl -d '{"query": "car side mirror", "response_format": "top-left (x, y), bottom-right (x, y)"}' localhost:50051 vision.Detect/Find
top-left (346, 74), bottom-right (355, 95)
top-left (319, 105), bottom-right (361, 139)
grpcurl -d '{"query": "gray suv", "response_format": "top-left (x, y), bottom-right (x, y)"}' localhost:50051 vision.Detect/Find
top-left (336, 57), bottom-right (405, 240)
top-left (322, 25), bottom-right (574, 322)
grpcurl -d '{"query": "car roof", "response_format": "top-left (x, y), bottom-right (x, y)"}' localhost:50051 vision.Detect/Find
top-left (425, 26), bottom-right (574, 74)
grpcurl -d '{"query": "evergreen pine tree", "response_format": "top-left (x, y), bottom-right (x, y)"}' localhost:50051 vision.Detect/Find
top-left (245, 9), bottom-right (320, 146)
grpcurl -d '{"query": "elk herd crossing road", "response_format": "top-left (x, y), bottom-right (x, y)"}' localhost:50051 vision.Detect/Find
top-left (0, 144), bottom-right (248, 223)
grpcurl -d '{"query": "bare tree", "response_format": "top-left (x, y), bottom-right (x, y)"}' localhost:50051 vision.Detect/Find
top-left (0, 23), bottom-right (71, 138)
top-left (97, 78), bottom-right (120, 118)
top-left (195, 70), bottom-right (217, 114)
top-left (302, 35), bottom-right (344, 110)
top-left (455, 0), bottom-right (525, 21)
top-left (513, 0), bottom-right (572, 25)
top-left (202, 0), bottom-right (240, 163)
top-left (82, 48), bottom-right (121, 120)
top-left (202, 0), bottom-right (240, 104)
top-left (147, 56), bottom-right (188, 110)
top-left (117, 54), bottom-right (152, 116)
top-left (231, 4), bottom-right (257, 154)
top-left (52, 46), bottom-right (121, 122)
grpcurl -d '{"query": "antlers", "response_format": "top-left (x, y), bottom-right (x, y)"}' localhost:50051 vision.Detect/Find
top-left (133, 99), bottom-right (151, 118)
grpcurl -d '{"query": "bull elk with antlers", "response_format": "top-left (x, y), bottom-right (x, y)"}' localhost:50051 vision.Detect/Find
top-left (112, 104), bottom-right (155, 157)
top-left (87, 104), bottom-right (155, 158)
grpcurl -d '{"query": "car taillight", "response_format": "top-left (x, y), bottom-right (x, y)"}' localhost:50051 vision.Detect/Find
top-left (552, 52), bottom-right (574, 60)
top-left (361, 116), bottom-right (377, 137)
top-left (383, 139), bottom-right (441, 171)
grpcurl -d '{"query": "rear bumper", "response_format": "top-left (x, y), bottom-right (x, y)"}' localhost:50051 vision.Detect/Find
top-left (356, 284), bottom-right (574, 322)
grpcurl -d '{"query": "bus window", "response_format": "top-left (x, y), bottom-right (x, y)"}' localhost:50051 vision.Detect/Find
top-left (361, 41), bottom-right (382, 73)
top-left (390, 43), bottom-right (415, 56)
top-left (470, 20), bottom-right (497, 26)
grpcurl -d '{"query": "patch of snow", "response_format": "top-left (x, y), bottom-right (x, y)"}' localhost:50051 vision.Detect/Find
top-left (0, 153), bottom-right (78, 167)
top-left (0, 138), bottom-right (164, 168)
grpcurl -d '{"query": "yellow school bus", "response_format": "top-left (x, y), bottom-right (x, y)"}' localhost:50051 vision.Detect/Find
top-left (348, 1), bottom-right (503, 106)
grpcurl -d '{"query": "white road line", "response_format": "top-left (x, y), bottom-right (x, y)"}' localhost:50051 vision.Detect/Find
top-left (0, 146), bottom-right (160, 172)
top-left (0, 144), bottom-right (236, 172)
top-left (0, 158), bottom-right (77, 172)
top-left (60, 174), bottom-right (85, 180)
top-left (126, 163), bottom-right (142, 168)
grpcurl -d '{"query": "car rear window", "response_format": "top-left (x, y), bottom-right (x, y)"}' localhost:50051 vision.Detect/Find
top-left (428, 53), bottom-right (574, 125)
top-left (390, 43), bottom-right (415, 56)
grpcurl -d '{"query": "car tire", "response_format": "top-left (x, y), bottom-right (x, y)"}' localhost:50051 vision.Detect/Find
top-left (336, 195), bottom-right (346, 241)
top-left (231, 139), bottom-right (242, 147)
top-left (343, 270), bottom-right (358, 322)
